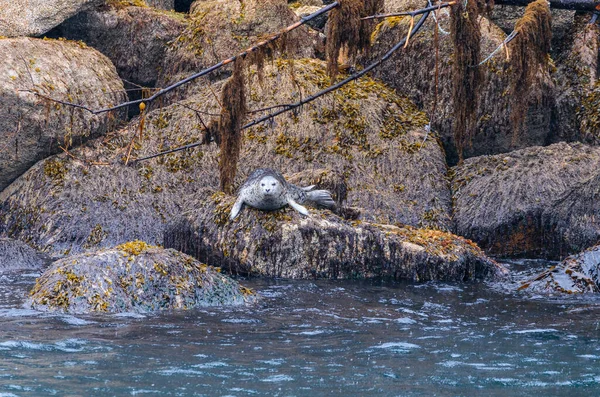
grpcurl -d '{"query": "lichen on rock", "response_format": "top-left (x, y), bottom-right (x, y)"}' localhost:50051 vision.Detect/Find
top-left (26, 241), bottom-right (255, 314)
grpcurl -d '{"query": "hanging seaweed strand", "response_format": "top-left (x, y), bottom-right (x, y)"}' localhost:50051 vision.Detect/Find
top-left (326, 0), bottom-right (385, 79)
top-left (450, 0), bottom-right (484, 161)
top-left (219, 58), bottom-right (247, 194)
top-left (508, 0), bottom-right (552, 138)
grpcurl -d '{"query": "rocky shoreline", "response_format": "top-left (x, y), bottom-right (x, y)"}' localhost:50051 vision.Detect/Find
top-left (1, 0), bottom-right (599, 313)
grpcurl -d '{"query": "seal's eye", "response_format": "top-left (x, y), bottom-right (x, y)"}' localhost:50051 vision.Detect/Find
top-left (272, 183), bottom-right (276, 186)
top-left (261, 183), bottom-right (265, 186)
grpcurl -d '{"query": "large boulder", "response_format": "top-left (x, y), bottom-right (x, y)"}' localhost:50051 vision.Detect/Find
top-left (519, 244), bottom-right (600, 294)
top-left (26, 241), bottom-right (255, 314)
top-left (452, 142), bottom-right (600, 259)
top-left (164, 190), bottom-right (506, 280)
top-left (0, 0), bottom-right (102, 37)
top-left (0, 238), bottom-right (50, 272)
top-left (157, 0), bottom-right (316, 100)
top-left (56, 4), bottom-right (186, 87)
top-left (370, 1), bottom-right (554, 164)
top-left (0, 58), bottom-right (452, 258)
top-left (0, 37), bottom-right (126, 192)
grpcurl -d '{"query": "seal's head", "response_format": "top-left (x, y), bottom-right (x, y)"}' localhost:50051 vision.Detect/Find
top-left (259, 175), bottom-right (282, 197)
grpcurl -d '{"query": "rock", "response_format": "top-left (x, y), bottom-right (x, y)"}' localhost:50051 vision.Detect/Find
top-left (26, 240), bottom-right (255, 314)
top-left (552, 14), bottom-right (600, 145)
top-left (490, 5), bottom-right (575, 59)
top-left (291, 6), bottom-right (327, 30)
top-left (0, 37), bottom-right (126, 192)
top-left (157, 0), bottom-right (316, 100)
top-left (519, 244), bottom-right (600, 294)
top-left (56, 4), bottom-right (186, 87)
top-left (146, 0), bottom-right (175, 9)
top-left (452, 142), bottom-right (600, 259)
top-left (0, 58), bottom-right (452, 258)
top-left (164, 190), bottom-right (506, 280)
top-left (0, 238), bottom-right (50, 271)
top-left (369, 1), bottom-right (554, 164)
top-left (0, 0), bottom-right (103, 37)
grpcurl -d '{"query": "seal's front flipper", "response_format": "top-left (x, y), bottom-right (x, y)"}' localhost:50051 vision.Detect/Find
top-left (301, 185), bottom-right (316, 191)
top-left (288, 198), bottom-right (309, 216)
top-left (230, 197), bottom-right (244, 220)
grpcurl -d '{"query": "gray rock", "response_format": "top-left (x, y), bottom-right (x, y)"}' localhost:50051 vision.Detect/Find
top-left (0, 0), bottom-right (103, 37)
top-left (147, 0), bottom-right (175, 9)
top-left (26, 241), bottom-right (255, 313)
top-left (0, 58), bottom-right (451, 258)
top-left (489, 5), bottom-right (575, 59)
top-left (370, 2), bottom-right (554, 164)
top-left (164, 190), bottom-right (507, 280)
top-left (519, 244), bottom-right (600, 294)
top-left (57, 4), bottom-right (186, 87)
top-left (452, 142), bottom-right (600, 259)
top-left (0, 238), bottom-right (50, 271)
top-left (0, 37), bottom-right (126, 192)
top-left (291, 5), bottom-right (327, 30)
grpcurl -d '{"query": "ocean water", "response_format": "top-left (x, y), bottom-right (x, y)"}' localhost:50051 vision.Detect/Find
top-left (1, 261), bottom-right (600, 396)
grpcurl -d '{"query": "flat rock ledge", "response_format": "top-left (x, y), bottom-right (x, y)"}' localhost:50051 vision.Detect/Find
top-left (26, 241), bottom-right (256, 314)
top-left (519, 244), bottom-right (600, 294)
top-left (164, 192), bottom-right (507, 281)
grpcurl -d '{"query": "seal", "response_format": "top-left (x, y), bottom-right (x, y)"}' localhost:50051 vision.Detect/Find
top-left (230, 168), bottom-right (336, 220)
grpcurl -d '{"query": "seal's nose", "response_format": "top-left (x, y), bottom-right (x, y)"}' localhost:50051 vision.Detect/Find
top-left (265, 188), bottom-right (271, 192)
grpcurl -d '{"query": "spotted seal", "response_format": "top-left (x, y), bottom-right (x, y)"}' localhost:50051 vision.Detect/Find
top-left (230, 168), bottom-right (335, 220)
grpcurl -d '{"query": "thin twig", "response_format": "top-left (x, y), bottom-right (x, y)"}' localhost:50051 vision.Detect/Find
top-left (132, 10), bottom-right (432, 164)
top-left (27, 2), bottom-right (341, 115)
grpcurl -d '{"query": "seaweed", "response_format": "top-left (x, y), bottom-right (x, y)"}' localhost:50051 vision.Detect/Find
top-left (508, 0), bottom-right (552, 138)
top-left (218, 58), bottom-right (247, 194)
top-left (450, 0), bottom-right (483, 161)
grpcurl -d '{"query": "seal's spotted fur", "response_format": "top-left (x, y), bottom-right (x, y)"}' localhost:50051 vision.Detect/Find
top-left (230, 169), bottom-right (335, 220)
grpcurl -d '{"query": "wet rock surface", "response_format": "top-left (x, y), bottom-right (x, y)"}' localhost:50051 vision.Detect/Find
top-left (519, 244), bottom-right (600, 294)
top-left (0, 238), bottom-right (50, 271)
top-left (0, 37), bottom-right (126, 192)
top-left (26, 240), bottom-right (255, 314)
top-left (452, 142), bottom-right (600, 259)
top-left (164, 190), bottom-right (506, 281)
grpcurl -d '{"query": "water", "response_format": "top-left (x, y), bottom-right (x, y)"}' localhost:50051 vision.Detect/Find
top-left (1, 262), bottom-right (600, 396)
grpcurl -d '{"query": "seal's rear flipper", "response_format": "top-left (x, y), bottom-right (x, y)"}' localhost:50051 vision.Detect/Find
top-left (306, 189), bottom-right (335, 208)
top-left (230, 197), bottom-right (244, 220)
top-left (288, 198), bottom-right (309, 216)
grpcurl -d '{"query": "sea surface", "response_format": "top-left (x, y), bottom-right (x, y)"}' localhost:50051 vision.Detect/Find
top-left (1, 261), bottom-right (599, 396)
